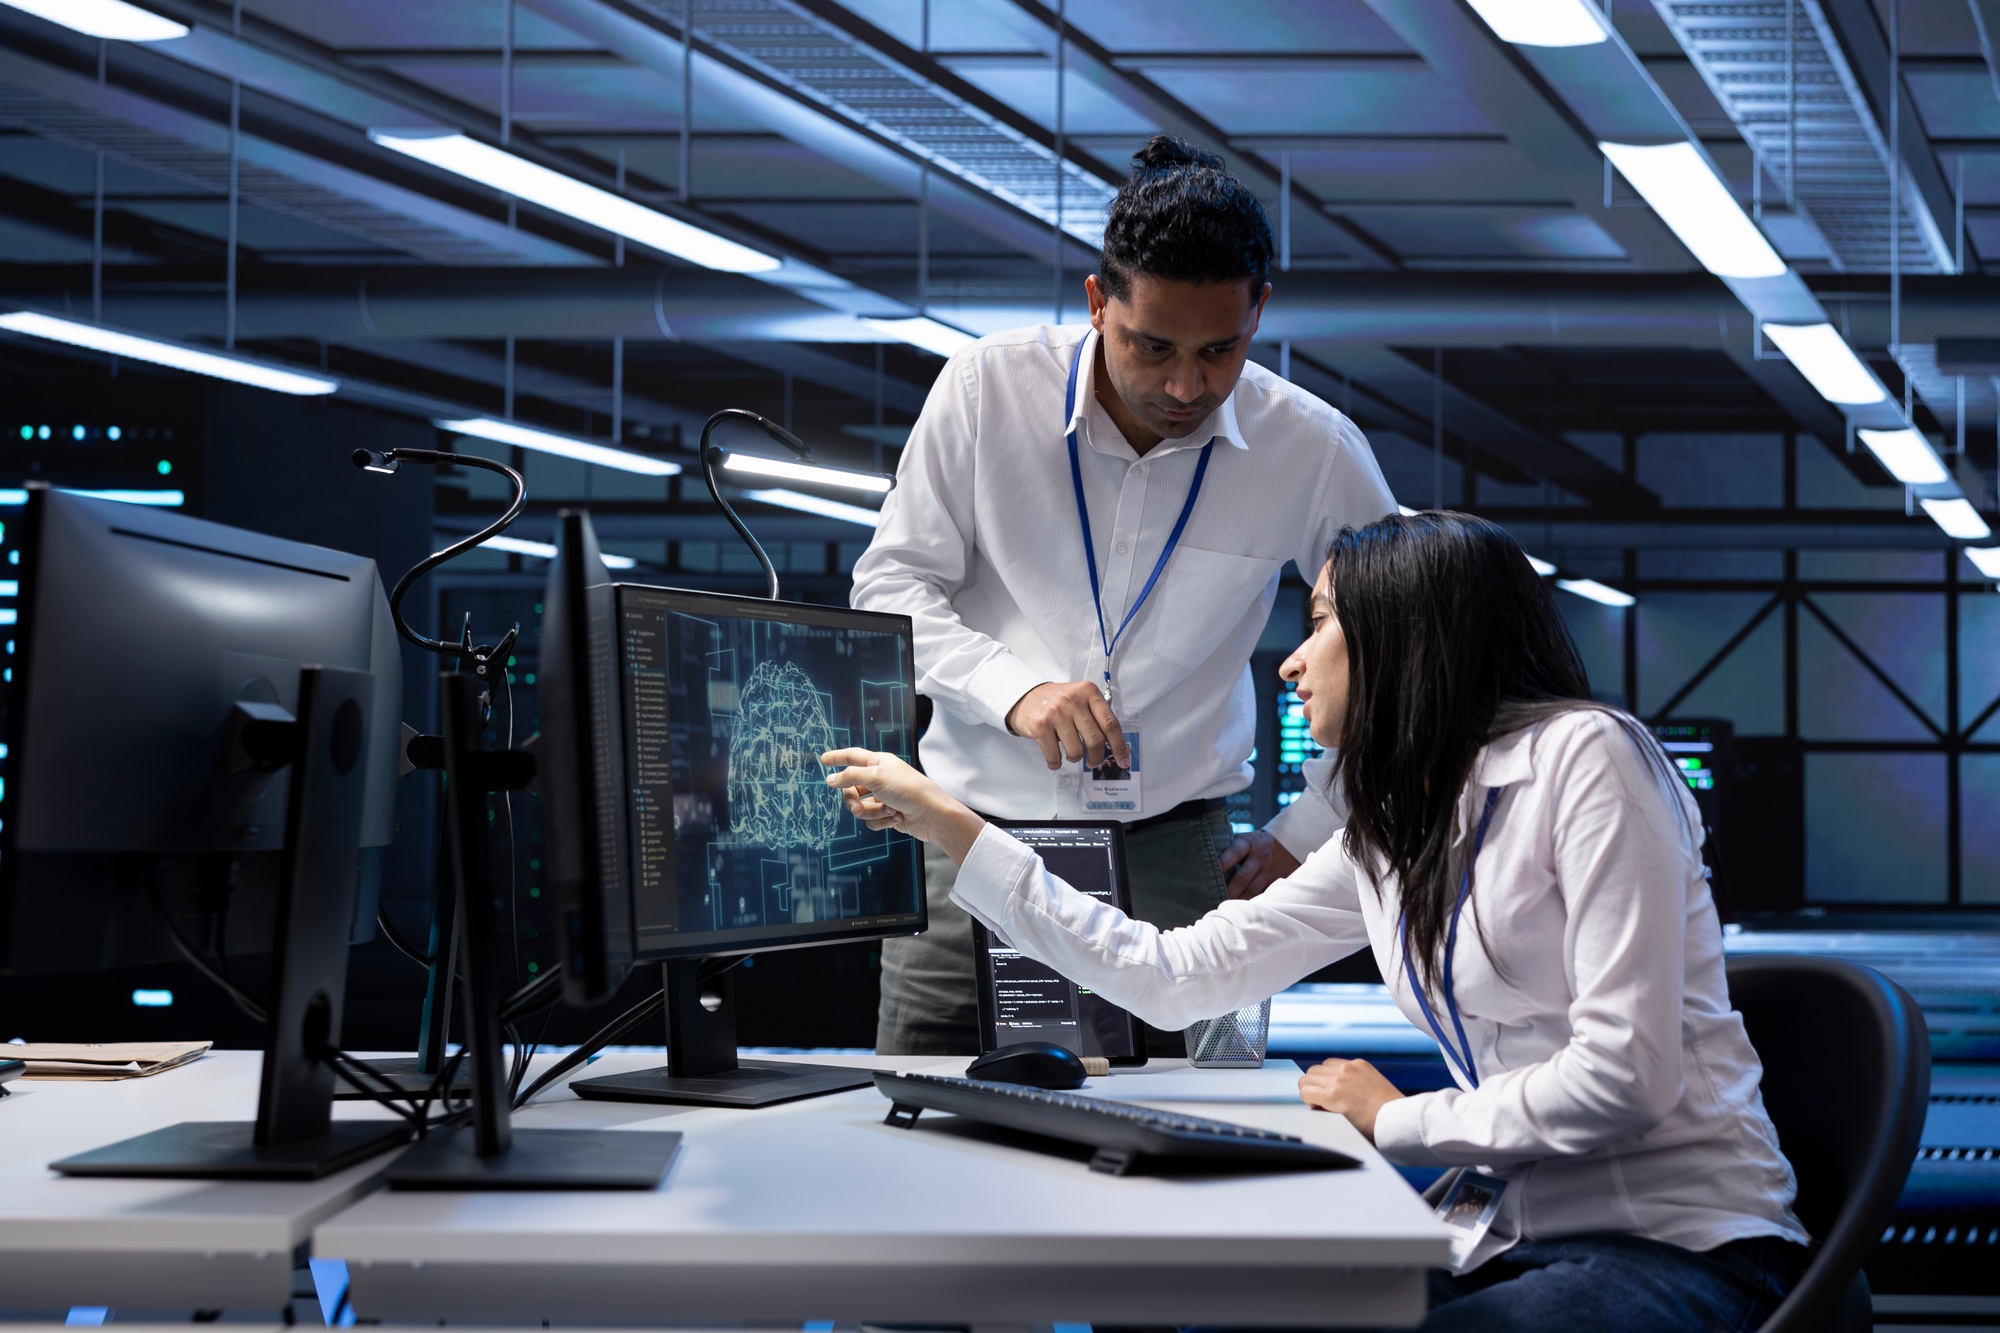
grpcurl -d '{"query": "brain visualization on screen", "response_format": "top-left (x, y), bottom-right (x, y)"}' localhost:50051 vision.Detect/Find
top-left (615, 586), bottom-right (924, 957)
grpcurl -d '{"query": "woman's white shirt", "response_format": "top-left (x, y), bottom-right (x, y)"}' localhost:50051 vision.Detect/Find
top-left (948, 708), bottom-right (1809, 1268)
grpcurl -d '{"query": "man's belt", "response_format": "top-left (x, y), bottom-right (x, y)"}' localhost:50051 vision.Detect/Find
top-left (1125, 796), bottom-right (1229, 834)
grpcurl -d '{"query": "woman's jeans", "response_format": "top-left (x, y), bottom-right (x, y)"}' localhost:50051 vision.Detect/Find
top-left (1418, 1232), bottom-right (1810, 1332)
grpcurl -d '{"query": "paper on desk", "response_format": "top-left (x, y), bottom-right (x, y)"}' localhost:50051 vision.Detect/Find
top-left (1081, 1060), bottom-right (1305, 1103)
top-left (10, 1041), bottom-right (212, 1080)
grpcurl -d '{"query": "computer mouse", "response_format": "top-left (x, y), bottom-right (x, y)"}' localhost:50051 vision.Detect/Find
top-left (966, 1041), bottom-right (1091, 1089)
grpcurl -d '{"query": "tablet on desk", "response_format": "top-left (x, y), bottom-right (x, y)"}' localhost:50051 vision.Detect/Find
top-left (971, 822), bottom-right (1147, 1066)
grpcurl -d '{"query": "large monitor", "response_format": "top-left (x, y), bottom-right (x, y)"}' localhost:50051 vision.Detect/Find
top-left (1, 486), bottom-right (408, 1178)
top-left (544, 511), bottom-right (925, 1108)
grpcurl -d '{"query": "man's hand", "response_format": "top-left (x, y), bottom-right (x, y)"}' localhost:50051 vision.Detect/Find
top-left (1218, 829), bottom-right (1300, 900)
top-left (1005, 681), bottom-right (1130, 771)
top-left (1297, 1057), bottom-right (1405, 1142)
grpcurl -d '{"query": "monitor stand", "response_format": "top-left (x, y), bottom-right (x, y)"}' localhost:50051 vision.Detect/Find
top-left (53, 668), bottom-right (412, 1180)
top-left (383, 671), bottom-right (681, 1191)
top-left (568, 959), bottom-right (874, 1109)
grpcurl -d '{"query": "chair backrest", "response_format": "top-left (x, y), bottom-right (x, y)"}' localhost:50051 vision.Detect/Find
top-left (1727, 954), bottom-right (1931, 1333)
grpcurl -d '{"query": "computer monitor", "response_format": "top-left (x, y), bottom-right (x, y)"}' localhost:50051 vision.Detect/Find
top-left (0, 485), bottom-right (408, 1178)
top-left (972, 822), bottom-right (1145, 1064)
top-left (543, 511), bottom-right (926, 1108)
top-left (1651, 718), bottom-right (1732, 909)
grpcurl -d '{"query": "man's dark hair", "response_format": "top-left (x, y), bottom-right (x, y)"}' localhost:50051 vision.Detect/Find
top-left (1098, 135), bottom-right (1274, 301)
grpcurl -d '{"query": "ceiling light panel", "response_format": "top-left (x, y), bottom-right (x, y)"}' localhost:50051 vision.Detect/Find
top-left (1464, 0), bottom-right (1609, 46)
top-left (744, 488), bottom-right (882, 528)
top-left (1599, 141), bottom-right (1787, 280)
top-left (1921, 497), bottom-right (1991, 541)
top-left (437, 418), bottom-right (683, 477)
top-left (1761, 323), bottom-right (1888, 407)
top-left (0, 312), bottom-right (338, 396)
top-left (1855, 428), bottom-right (1949, 486)
top-left (0, 0), bottom-right (188, 41)
top-left (372, 132), bottom-right (780, 275)
top-left (1556, 577), bottom-right (1637, 607)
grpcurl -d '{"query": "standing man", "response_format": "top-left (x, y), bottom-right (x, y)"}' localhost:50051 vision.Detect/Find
top-left (853, 136), bottom-right (1397, 1055)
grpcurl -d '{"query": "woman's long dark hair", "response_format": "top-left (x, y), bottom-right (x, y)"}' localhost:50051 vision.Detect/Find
top-left (1329, 511), bottom-right (1595, 992)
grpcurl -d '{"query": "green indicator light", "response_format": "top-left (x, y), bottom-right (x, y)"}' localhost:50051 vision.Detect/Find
top-left (528, 886), bottom-right (540, 898)
top-left (17, 426), bottom-right (28, 441)
top-left (156, 460), bottom-right (172, 475)
top-left (507, 655), bottom-right (516, 667)
top-left (526, 961), bottom-right (538, 974)
top-left (533, 603), bottom-right (543, 615)
top-left (524, 672), bottom-right (536, 685)
top-left (528, 859), bottom-right (540, 870)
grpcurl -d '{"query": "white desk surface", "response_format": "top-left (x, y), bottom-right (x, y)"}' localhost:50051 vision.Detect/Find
top-left (0, 1050), bottom-right (409, 1313)
top-left (317, 1052), bottom-right (1449, 1328)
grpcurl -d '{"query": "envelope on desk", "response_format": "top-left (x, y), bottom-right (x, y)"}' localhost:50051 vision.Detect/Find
top-left (9, 1041), bottom-right (212, 1080)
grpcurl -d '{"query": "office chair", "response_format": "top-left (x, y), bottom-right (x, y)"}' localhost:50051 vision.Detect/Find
top-left (1727, 954), bottom-right (1931, 1333)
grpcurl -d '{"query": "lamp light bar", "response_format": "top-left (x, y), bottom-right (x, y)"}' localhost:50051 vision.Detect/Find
top-left (0, 0), bottom-right (187, 41)
top-left (860, 316), bottom-right (977, 358)
top-left (1599, 142), bottom-right (1786, 280)
top-left (1855, 428), bottom-right (1949, 486)
top-left (0, 312), bottom-right (337, 396)
top-left (1966, 548), bottom-right (2000, 579)
top-left (722, 453), bottom-right (891, 494)
top-left (437, 418), bottom-right (683, 477)
top-left (1761, 323), bottom-right (1888, 407)
top-left (1526, 554), bottom-right (1557, 576)
top-left (371, 132), bottom-right (779, 275)
top-left (1920, 497), bottom-right (1992, 541)
top-left (481, 534), bottom-right (637, 569)
top-left (1556, 578), bottom-right (1637, 608)
top-left (743, 488), bottom-right (881, 528)
top-left (1465, 0), bottom-right (1608, 46)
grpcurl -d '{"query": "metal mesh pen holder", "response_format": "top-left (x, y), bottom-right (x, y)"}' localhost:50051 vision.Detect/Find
top-left (1184, 997), bottom-right (1272, 1068)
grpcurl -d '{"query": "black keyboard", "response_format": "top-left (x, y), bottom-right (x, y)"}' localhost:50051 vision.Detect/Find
top-left (874, 1071), bottom-right (1360, 1176)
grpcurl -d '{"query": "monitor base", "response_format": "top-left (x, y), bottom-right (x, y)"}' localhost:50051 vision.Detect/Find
top-left (384, 1127), bottom-right (681, 1190)
top-left (329, 1056), bottom-right (473, 1101)
top-left (570, 1058), bottom-right (874, 1108)
top-left (50, 1120), bottom-right (410, 1180)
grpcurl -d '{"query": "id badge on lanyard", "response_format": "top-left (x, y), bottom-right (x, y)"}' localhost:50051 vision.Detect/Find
top-left (1063, 335), bottom-right (1212, 809)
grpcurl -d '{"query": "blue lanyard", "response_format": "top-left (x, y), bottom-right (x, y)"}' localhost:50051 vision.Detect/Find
top-left (1063, 335), bottom-right (1214, 690)
top-left (1401, 787), bottom-right (1502, 1090)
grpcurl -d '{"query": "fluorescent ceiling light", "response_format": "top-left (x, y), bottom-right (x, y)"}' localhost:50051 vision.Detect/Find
top-left (1398, 505), bottom-right (1420, 516)
top-left (1526, 554), bottom-right (1557, 576)
top-left (482, 534), bottom-right (637, 570)
top-left (1599, 142), bottom-right (1786, 280)
top-left (860, 316), bottom-right (977, 358)
top-left (437, 418), bottom-right (683, 477)
top-left (0, 488), bottom-right (181, 506)
top-left (1856, 428), bottom-right (1949, 486)
top-left (1920, 497), bottom-right (1991, 541)
top-left (0, 0), bottom-right (188, 41)
top-left (744, 488), bottom-right (881, 528)
top-left (0, 312), bottom-right (337, 396)
top-left (371, 132), bottom-right (778, 275)
top-left (722, 453), bottom-right (891, 494)
top-left (1464, 0), bottom-right (1608, 46)
top-left (1965, 548), bottom-right (2000, 579)
top-left (1556, 577), bottom-right (1636, 608)
top-left (1761, 323), bottom-right (1888, 407)
top-left (66, 489), bottom-right (185, 506)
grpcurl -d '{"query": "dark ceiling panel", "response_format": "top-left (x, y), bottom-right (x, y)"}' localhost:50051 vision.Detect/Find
top-left (1126, 61), bottom-right (1495, 137)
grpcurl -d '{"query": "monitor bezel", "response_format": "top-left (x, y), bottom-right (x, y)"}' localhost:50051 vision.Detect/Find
top-left (610, 582), bottom-right (927, 963)
top-left (970, 819), bottom-right (1148, 1066)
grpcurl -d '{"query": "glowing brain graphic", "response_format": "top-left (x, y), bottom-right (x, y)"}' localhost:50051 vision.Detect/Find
top-left (726, 660), bottom-right (840, 848)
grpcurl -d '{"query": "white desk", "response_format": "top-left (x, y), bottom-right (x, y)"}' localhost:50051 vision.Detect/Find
top-left (317, 1053), bottom-right (1449, 1328)
top-left (0, 1052), bottom-right (404, 1313)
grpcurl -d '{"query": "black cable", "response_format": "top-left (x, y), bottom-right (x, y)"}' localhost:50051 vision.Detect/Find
top-left (699, 408), bottom-right (811, 602)
top-left (376, 906), bottom-right (434, 967)
top-left (501, 966), bottom-right (563, 1022)
top-left (513, 988), bottom-right (665, 1110)
top-left (148, 868), bottom-right (269, 1026)
top-left (350, 447), bottom-right (528, 657)
top-left (319, 1050), bottom-right (422, 1124)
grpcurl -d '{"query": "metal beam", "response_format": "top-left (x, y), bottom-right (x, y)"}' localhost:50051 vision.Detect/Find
top-left (991, 0), bottom-right (1400, 270)
top-left (1971, 0), bottom-right (2000, 106)
top-left (1315, 345), bottom-right (1662, 510)
top-left (1358, 0), bottom-right (1694, 271)
top-left (1478, 507), bottom-right (1960, 550)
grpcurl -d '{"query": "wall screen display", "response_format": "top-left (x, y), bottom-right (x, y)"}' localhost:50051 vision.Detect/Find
top-left (615, 585), bottom-right (923, 958)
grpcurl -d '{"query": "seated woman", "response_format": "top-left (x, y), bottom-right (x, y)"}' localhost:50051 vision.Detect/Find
top-left (822, 511), bottom-right (1809, 1332)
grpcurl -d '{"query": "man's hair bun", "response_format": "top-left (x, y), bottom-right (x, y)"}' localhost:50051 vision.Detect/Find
top-left (1131, 134), bottom-right (1224, 174)
top-left (1099, 137), bottom-right (1271, 300)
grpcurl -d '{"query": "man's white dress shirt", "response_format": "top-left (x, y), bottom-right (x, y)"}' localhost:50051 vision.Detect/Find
top-left (948, 708), bottom-right (1811, 1269)
top-left (852, 324), bottom-right (1395, 849)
